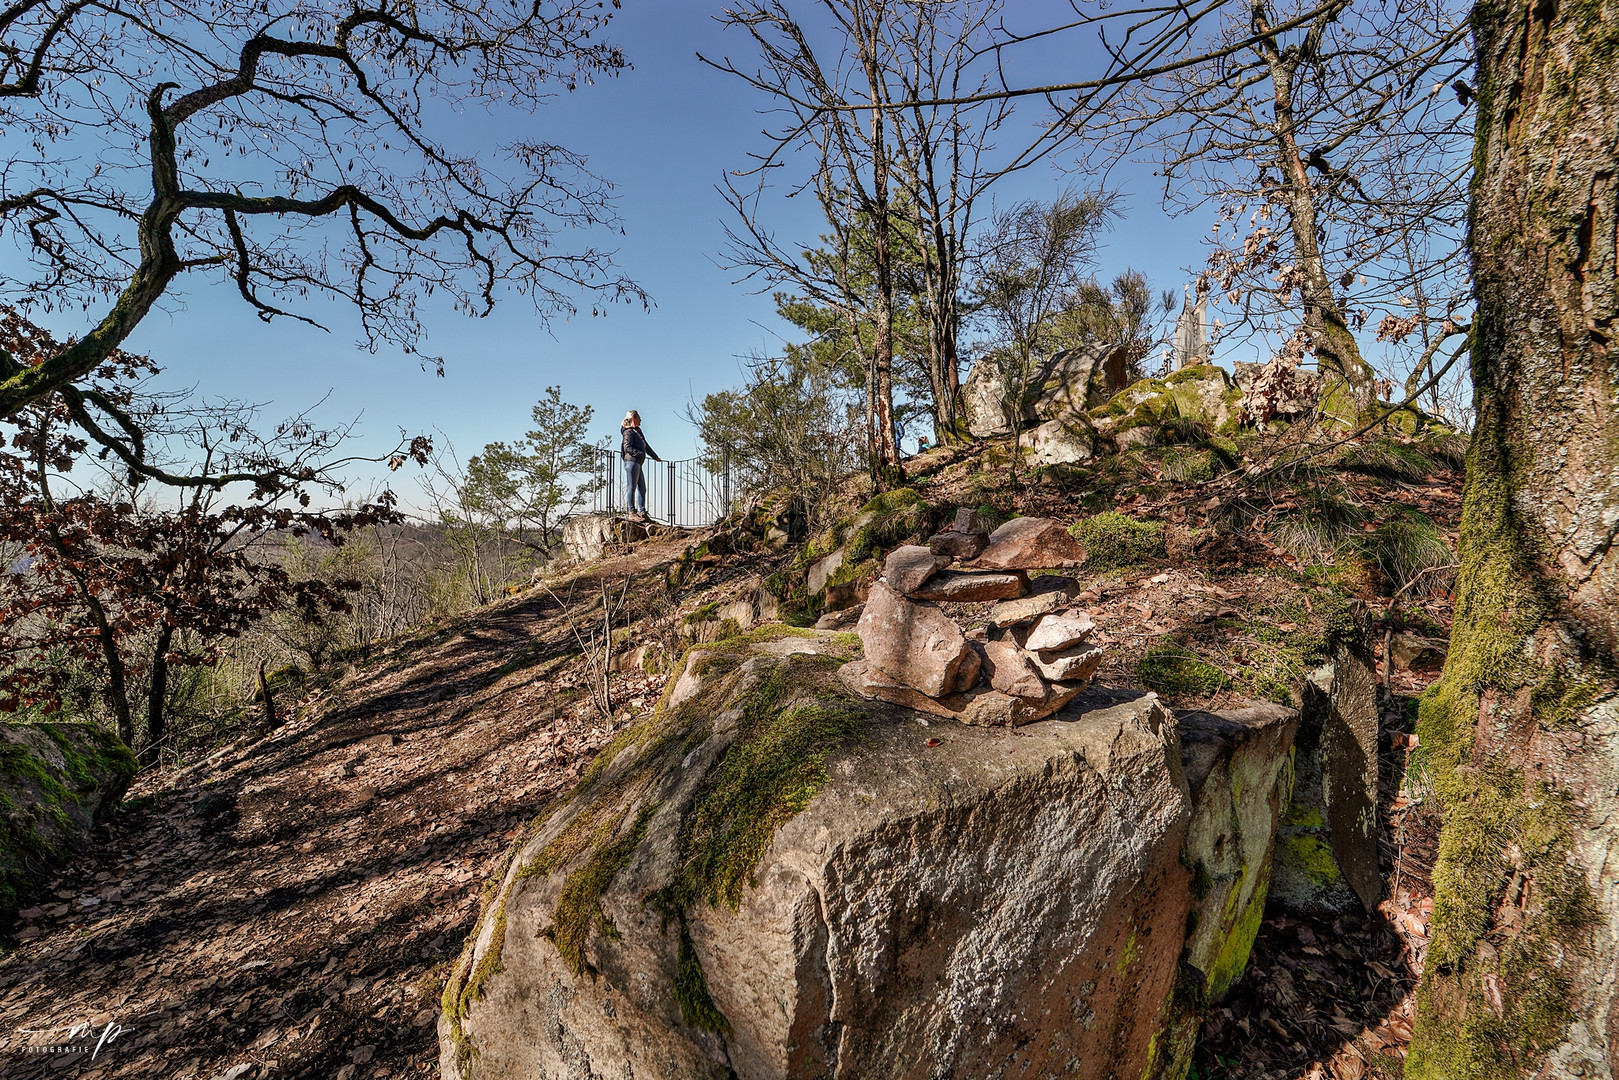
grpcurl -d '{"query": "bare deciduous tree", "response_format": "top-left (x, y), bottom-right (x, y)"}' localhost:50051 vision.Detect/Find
top-left (0, 0), bottom-right (646, 470)
top-left (708, 0), bottom-right (918, 480)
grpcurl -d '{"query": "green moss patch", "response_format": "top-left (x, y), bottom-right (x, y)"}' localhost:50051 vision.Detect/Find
top-left (1137, 649), bottom-right (1228, 699)
top-left (655, 667), bottom-right (863, 914)
top-left (1070, 511), bottom-right (1167, 571)
top-left (543, 804), bottom-right (658, 973)
top-left (0, 721), bottom-right (136, 925)
top-left (844, 488), bottom-right (932, 563)
top-left (1405, 410), bottom-right (1599, 1076)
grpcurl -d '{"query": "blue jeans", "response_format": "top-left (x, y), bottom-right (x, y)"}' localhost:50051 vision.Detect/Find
top-left (624, 458), bottom-right (647, 513)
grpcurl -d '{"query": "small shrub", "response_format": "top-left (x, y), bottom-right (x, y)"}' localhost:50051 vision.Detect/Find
top-left (1070, 511), bottom-right (1167, 570)
top-left (1419, 430), bottom-right (1470, 470)
top-left (1271, 484), bottom-right (1368, 565)
top-left (1159, 446), bottom-right (1217, 483)
top-left (974, 503), bottom-right (1011, 531)
top-left (1157, 415), bottom-right (1213, 446)
top-left (1339, 437), bottom-right (1437, 482)
top-left (1365, 509), bottom-right (1454, 595)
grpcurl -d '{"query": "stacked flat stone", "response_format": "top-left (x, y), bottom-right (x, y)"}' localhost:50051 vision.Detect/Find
top-left (839, 514), bottom-right (1103, 727)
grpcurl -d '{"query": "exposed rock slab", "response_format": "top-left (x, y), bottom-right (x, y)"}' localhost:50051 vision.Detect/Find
top-left (927, 530), bottom-right (989, 559)
top-left (856, 581), bottom-right (970, 698)
top-left (908, 569), bottom-right (1029, 602)
top-left (1023, 611), bottom-right (1095, 652)
top-left (1156, 702), bottom-right (1302, 1076)
top-left (1271, 638), bottom-right (1381, 914)
top-left (1028, 642), bottom-right (1107, 683)
top-left (987, 576), bottom-right (1082, 627)
top-left (973, 517), bottom-right (1089, 570)
top-left (807, 547), bottom-right (845, 596)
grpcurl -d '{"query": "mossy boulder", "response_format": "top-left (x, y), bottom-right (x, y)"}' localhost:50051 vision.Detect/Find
top-left (1089, 365), bottom-right (1242, 447)
top-left (441, 632), bottom-right (1301, 1080)
top-left (1, 720), bottom-right (137, 925)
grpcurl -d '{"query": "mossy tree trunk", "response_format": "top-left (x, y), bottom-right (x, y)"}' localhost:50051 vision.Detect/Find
top-left (1407, 0), bottom-right (1619, 1074)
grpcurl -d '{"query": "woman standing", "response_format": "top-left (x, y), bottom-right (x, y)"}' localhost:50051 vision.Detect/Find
top-left (620, 410), bottom-right (662, 520)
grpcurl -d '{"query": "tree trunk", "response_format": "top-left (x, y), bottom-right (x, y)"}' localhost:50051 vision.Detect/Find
top-left (143, 622), bottom-right (173, 765)
top-left (1258, 14), bottom-right (1379, 423)
top-left (862, 13), bottom-right (902, 480)
top-left (1406, 0), bottom-right (1619, 1074)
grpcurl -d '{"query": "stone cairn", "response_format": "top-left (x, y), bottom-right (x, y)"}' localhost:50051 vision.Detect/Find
top-left (840, 510), bottom-right (1105, 726)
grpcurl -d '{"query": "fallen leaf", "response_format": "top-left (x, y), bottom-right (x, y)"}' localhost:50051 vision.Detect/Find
top-left (924, 738), bottom-right (941, 748)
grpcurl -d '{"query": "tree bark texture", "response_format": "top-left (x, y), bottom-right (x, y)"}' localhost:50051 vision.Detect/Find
top-left (1407, 0), bottom-right (1619, 1075)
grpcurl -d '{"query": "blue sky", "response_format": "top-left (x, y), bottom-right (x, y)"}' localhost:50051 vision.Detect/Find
top-left (32, 1), bottom-right (1215, 509)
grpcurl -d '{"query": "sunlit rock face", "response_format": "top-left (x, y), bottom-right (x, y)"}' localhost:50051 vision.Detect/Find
top-left (441, 643), bottom-right (1298, 1080)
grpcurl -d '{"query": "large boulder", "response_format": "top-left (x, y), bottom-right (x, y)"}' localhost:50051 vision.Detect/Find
top-left (1, 721), bottom-right (137, 925)
top-left (962, 343), bottom-right (1133, 438)
top-left (440, 641), bottom-right (1300, 1080)
top-left (1158, 703), bottom-right (1301, 1076)
top-left (1089, 365), bottom-right (1243, 447)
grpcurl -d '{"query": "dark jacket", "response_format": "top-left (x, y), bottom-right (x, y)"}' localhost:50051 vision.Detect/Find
top-left (621, 424), bottom-right (661, 463)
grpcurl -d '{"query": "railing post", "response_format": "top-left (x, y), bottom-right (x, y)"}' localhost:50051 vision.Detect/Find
top-left (668, 460), bottom-right (677, 525)
top-left (721, 447), bottom-right (731, 521)
top-left (607, 449), bottom-right (615, 514)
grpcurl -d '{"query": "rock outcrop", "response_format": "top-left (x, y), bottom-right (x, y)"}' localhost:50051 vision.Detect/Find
top-left (561, 513), bottom-right (667, 562)
top-left (440, 637), bottom-right (1300, 1080)
top-left (1, 721), bottom-right (137, 924)
top-left (962, 343), bottom-right (1133, 438)
top-left (1090, 365), bottom-right (1242, 448)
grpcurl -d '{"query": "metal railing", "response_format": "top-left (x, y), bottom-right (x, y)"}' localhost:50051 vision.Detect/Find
top-left (588, 448), bottom-right (731, 528)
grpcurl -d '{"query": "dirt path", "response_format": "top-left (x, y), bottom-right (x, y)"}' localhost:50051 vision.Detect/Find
top-left (0, 539), bottom-right (689, 1080)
